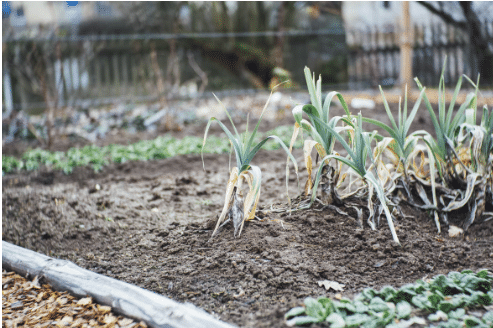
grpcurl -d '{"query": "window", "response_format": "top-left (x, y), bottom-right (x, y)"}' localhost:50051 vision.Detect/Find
top-left (2, 1), bottom-right (11, 19)
top-left (96, 1), bottom-right (112, 16)
top-left (10, 3), bottom-right (26, 27)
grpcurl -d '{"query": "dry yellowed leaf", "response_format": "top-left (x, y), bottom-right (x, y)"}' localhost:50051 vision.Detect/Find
top-left (47, 295), bottom-right (57, 303)
top-left (118, 318), bottom-right (134, 326)
top-left (56, 296), bottom-right (68, 305)
top-left (61, 315), bottom-right (73, 322)
top-left (103, 314), bottom-right (118, 324)
top-left (22, 281), bottom-right (34, 291)
top-left (449, 225), bottom-right (463, 238)
top-left (97, 304), bottom-right (112, 315)
top-left (56, 315), bottom-right (73, 327)
top-left (317, 280), bottom-right (345, 292)
top-left (36, 292), bottom-right (45, 302)
top-left (76, 297), bottom-right (92, 306)
top-left (71, 318), bottom-right (85, 327)
top-left (32, 276), bottom-right (41, 289)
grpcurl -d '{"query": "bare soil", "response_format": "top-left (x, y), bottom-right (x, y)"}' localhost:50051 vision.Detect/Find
top-left (3, 99), bottom-right (493, 328)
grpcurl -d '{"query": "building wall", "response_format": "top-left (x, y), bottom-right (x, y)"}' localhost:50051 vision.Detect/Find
top-left (7, 1), bottom-right (117, 27)
top-left (10, 1), bottom-right (52, 25)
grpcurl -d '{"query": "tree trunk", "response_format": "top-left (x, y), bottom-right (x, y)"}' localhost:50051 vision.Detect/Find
top-left (274, 2), bottom-right (286, 68)
top-left (459, 2), bottom-right (493, 82)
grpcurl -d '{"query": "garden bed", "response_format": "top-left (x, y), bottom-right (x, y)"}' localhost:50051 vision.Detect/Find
top-left (2, 152), bottom-right (492, 327)
top-left (2, 92), bottom-right (493, 327)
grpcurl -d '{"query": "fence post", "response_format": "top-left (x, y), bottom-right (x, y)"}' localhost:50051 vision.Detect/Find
top-left (400, 1), bottom-right (413, 93)
top-left (13, 43), bottom-right (28, 112)
top-left (2, 62), bottom-right (14, 118)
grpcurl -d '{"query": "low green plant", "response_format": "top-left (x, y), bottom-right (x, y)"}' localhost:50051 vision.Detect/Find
top-left (202, 89), bottom-right (298, 239)
top-left (2, 125), bottom-right (301, 176)
top-left (2, 156), bottom-right (23, 174)
top-left (285, 269), bottom-right (493, 327)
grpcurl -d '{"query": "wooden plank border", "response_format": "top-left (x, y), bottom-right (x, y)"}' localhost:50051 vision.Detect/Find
top-left (2, 241), bottom-right (236, 328)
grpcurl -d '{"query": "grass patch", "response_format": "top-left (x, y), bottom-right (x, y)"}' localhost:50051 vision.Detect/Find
top-left (2, 125), bottom-right (302, 175)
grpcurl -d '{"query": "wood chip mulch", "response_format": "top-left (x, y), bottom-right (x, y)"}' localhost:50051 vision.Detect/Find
top-left (2, 271), bottom-right (148, 328)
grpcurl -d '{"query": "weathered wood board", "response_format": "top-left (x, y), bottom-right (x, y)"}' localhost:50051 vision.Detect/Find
top-left (2, 241), bottom-right (236, 328)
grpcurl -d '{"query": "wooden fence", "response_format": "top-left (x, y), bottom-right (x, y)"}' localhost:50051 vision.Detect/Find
top-left (347, 21), bottom-right (493, 89)
top-left (2, 38), bottom-right (212, 114)
top-left (4, 23), bottom-right (492, 115)
top-left (1, 30), bottom-right (347, 114)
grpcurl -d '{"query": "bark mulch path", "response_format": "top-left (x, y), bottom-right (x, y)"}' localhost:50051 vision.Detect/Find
top-left (2, 271), bottom-right (147, 328)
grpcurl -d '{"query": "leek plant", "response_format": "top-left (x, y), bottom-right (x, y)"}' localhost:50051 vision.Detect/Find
top-left (412, 62), bottom-right (492, 232)
top-left (457, 103), bottom-right (493, 230)
top-left (307, 113), bottom-right (401, 245)
top-left (292, 67), bottom-right (400, 244)
top-left (290, 67), bottom-right (352, 205)
top-left (362, 86), bottom-right (425, 189)
top-left (202, 90), bottom-right (298, 240)
top-left (361, 86), bottom-right (435, 230)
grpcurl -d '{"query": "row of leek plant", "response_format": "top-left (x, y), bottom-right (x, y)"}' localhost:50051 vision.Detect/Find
top-left (203, 64), bottom-right (493, 245)
top-left (288, 64), bottom-right (492, 245)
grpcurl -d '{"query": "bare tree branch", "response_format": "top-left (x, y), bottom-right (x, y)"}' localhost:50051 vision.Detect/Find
top-left (418, 1), bottom-right (493, 81)
top-left (187, 51), bottom-right (208, 94)
top-left (417, 1), bottom-right (467, 30)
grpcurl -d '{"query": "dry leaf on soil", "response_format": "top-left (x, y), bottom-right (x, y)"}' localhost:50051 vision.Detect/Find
top-left (448, 225), bottom-right (464, 237)
top-left (317, 280), bottom-right (345, 292)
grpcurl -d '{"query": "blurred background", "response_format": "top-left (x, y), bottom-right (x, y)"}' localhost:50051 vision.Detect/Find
top-left (2, 1), bottom-right (493, 150)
